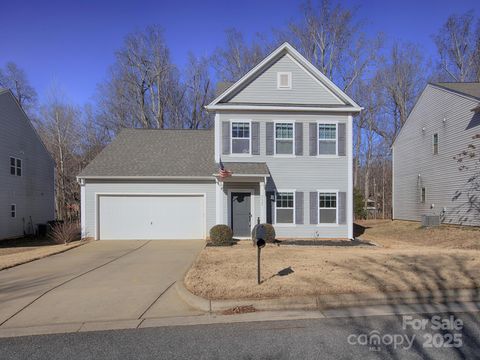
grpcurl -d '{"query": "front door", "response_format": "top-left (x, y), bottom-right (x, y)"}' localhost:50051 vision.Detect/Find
top-left (231, 192), bottom-right (251, 237)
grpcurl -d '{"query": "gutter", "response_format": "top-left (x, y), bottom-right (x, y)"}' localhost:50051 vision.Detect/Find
top-left (206, 104), bottom-right (363, 113)
top-left (76, 175), bottom-right (215, 182)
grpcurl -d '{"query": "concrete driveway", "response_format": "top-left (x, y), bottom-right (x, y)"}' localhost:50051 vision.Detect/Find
top-left (0, 240), bottom-right (205, 330)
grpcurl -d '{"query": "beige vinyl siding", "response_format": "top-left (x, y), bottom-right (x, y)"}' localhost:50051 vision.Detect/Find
top-left (0, 92), bottom-right (55, 239)
top-left (219, 111), bottom-right (349, 238)
top-left (227, 54), bottom-right (344, 106)
top-left (83, 180), bottom-right (216, 239)
top-left (393, 85), bottom-right (480, 226)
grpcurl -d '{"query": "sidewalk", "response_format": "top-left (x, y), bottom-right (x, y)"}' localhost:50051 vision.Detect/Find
top-left (1, 299), bottom-right (479, 338)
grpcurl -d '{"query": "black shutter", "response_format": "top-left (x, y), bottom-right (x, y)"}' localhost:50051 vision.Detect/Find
top-left (310, 192), bottom-right (318, 224)
top-left (338, 123), bottom-right (346, 156)
top-left (309, 123), bottom-right (317, 156)
top-left (295, 122), bottom-right (303, 155)
top-left (266, 122), bottom-right (274, 155)
top-left (338, 191), bottom-right (347, 224)
top-left (222, 121), bottom-right (230, 155)
top-left (295, 191), bottom-right (304, 224)
top-left (266, 191), bottom-right (275, 224)
top-left (252, 122), bottom-right (260, 155)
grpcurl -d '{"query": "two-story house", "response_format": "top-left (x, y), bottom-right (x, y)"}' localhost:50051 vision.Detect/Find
top-left (392, 82), bottom-right (480, 226)
top-left (0, 89), bottom-right (55, 239)
top-left (78, 43), bottom-right (361, 240)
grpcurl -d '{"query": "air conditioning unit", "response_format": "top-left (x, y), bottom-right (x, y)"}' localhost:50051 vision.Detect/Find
top-left (422, 214), bottom-right (440, 227)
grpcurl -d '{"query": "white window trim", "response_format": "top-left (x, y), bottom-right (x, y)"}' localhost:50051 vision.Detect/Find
top-left (274, 120), bottom-right (296, 157)
top-left (317, 121), bottom-right (339, 157)
top-left (277, 72), bottom-right (292, 90)
top-left (274, 189), bottom-right (296, 226)
top-left (230, 120), bottom-right (252, 156)
top-left (10, 156), bottom-right (22, 177)
top-left (432, 133), bottom-right (439, 155)
top-left (317, 190), bottom-right (339, 226)
top-left (10, 204), bottom-right (16, 218)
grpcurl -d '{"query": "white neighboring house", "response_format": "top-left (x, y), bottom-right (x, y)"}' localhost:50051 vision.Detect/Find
top-left (0, 89), bottom-right (55, 239)
top-left (78, 42), bottom-right (362, 240)
top-left (392, 82), bottom-right (480, 226)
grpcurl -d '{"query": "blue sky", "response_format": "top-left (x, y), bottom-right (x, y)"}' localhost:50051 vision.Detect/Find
top-left (1, 0), bottom-right (478, 105)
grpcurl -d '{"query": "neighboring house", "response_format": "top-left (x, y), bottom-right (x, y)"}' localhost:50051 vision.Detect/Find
top-left (0, 89), bottom-right (55, 239)
top-left (78, 43), bottom-right (361, 240)
top-left (392, 82), bottom-right (480, 226)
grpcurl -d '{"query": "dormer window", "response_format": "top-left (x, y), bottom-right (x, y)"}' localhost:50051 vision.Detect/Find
top-left (277, 72), bottom-right (292, 90)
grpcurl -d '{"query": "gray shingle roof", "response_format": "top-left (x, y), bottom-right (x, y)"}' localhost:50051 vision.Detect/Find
top-left (78, 129), bottom-right (216, 178)
top-left (434, 82), bottom-right (480, 100)
top-left (220, 162), bottom-right (270, 175)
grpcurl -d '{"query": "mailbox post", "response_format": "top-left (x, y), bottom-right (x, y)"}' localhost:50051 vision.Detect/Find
top-left (254, 224), bottom-right (266, 285)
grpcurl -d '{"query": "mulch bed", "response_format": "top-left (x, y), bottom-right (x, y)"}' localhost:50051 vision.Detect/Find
top-left (278, 239), bottom-right (376, 247)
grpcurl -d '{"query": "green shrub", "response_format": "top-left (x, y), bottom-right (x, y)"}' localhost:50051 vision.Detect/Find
top-left (354, 187), bottom-right (367, 220)
top-left (251, 223), bottom-right (276, 243)
top-left (209, 224), bottom-right (233, 245)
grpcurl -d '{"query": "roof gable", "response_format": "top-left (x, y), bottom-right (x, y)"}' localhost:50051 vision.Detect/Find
top-left (227, 53), bottom-right (344, 106)
top-left (0, 89), bottom-right (54, 163)
top-left (207, 42), bottom-right (361, 112)
top-left (392, 84), bottom-right (480, 146)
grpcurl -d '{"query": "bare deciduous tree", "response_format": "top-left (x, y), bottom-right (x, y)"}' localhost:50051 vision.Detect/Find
top-left (376, 42), bottom-right (426, 142)
top-left (183, 54), bottom-right (214, 129)
top-left (0, 62), bottom-right (37, 111)
top-left (282, 0), bottom-right (381, 93)
top-left (213, 28), bottom-right (272, 82)
top-left (36, 86), bottom-right (82, 221)
top-left (434, 11), bottom-right (480, 82)
top-left (97, 25), bottom-right (182, 132)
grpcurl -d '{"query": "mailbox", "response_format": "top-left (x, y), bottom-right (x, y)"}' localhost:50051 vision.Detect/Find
top-left (252, 224), bottom-right (267, 248)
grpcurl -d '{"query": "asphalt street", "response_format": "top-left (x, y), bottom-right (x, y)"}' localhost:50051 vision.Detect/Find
top-left (1, 310), bottom-right (479, 359)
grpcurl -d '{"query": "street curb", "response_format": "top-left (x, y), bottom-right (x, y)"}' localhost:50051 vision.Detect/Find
top-left (174, 282), bottom-right (211, 312)
top-left (176, 280), bottom-right (480, 313)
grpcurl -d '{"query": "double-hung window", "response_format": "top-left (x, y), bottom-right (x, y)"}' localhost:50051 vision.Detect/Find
top-left (231, 122), bottom-right (250, 154)
top-left (319, 192), bottom-right (337, 224)
top-left (276, 192), bottom-right (294, 224)
top-left (421, 187), bottom-right (426, 203)
top-left (318, 123), bottom-right (337, 155)
top-left (10, 157), bottom-right (22, 176)
top-left (10, 204), bottom-right (16, 218)
top-left (433, 133), bottom-right (439, 155)
top-left (275, 122), bottom-right (294, 155)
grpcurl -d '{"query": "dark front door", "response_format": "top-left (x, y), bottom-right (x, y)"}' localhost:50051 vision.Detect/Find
top-left (231, 192), bottom-right (251, 237)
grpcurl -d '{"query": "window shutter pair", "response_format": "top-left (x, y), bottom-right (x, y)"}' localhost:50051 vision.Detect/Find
top-left (222, 121), bottom-right (260, 155)
top-left (309, 123), bottom-right (346, 156)
top-left (266, 122), bottom-right (303, 155)
top-left (309, 191), bottom-right (347, 224)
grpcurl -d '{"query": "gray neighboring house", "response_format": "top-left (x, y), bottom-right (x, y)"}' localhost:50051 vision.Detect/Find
top-left (78, 42), bottom-right (361, 240)
top-left (0, 89), bottom-right (55, 239)
top-left (392, 82), bottom-right (480, 226)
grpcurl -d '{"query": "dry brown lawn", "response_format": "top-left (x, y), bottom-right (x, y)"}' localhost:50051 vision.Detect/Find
top-left (185, 220), bottom-right (480, 300)
top-left (0, 237), bottom-right (85, 270)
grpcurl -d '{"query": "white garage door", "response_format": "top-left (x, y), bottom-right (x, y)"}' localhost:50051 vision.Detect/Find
top-left (98, 195), bottom-right (205, 240)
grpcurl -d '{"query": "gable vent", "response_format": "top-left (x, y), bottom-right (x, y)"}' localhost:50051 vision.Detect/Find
top-left (277, 72), bottom-right (292, 89)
